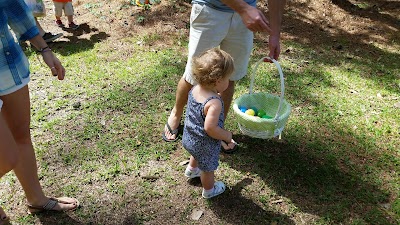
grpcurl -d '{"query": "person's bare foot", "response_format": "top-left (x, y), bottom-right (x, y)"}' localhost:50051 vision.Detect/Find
top-left (27, 197), bottom-right (79, 214)
top-left (162, 114), bottom-right (181, 142)
top-left (0, 206), bottom-right (9, 225)
top-left (221, 139), bottom-right (239, 154)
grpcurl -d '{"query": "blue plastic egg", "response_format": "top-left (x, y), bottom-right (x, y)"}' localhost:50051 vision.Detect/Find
top-left (239, 107), bottom-right (247, 113)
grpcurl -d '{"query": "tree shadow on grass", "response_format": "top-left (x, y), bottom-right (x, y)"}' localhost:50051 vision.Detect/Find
top-left (33, 210), bottom-right (144, 225)
top-left (34, 212), bottom-right (84, 225)
top-left (210, 178), bottom-right (295, 224)
top-left (331, 0), bottom-right (400, 30)
top-left (122, 214), bottom-right (148, 225)
top-left (253, 0), bottom-right (399, 95)
top-left (221, 132), bottom-right (396, 224)
top-left (184, 170), bottom-right (293, 223)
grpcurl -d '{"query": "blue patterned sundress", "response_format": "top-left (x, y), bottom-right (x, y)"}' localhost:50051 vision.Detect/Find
top-left (182, 88), bottom-right (225, 172)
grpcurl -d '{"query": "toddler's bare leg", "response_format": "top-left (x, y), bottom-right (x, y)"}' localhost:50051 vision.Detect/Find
top-left (188, 155), bottom-right (198, 168)
top-left (200, 171), bottom-right (215, 190)
top-left (67, 15), bottom-right (74, 24)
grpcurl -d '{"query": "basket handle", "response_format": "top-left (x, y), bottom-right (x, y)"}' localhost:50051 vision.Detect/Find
top-left (249, 57), bottom-right (285, 121)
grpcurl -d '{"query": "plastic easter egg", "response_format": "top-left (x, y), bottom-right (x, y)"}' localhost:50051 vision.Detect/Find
top-left (262, 114), bottom-right (272, 119)
top-left (257, 109), bottom-right (266, 117)
top-left (239, 107), bottom-right (247, 113)
top-left (245, 109), bottom-right (255, 116)
top-left (250, 107), bottom-right (258, 115)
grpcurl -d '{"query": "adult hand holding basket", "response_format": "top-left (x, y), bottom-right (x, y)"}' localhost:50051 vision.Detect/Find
top-left (233, 57), bottom-right (291, 139)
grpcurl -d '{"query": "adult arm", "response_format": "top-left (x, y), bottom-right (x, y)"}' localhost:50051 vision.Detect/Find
top-left (29, 36), bottom-right (65, 80)
top-left (221, 0), bottom-right (286, 60)
top-left (221, 0), bottom-right (271, 33)
top-left (8, 0), bottom-right (65, 80)
top-left (267, 0), bottom-right (286, 60)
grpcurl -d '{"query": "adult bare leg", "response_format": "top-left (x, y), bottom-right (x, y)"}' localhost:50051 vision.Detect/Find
top-left (220, 81), bottom-right (238, 152)
top-left (163, 77), bottom-right (193, 141)
top-left (1, 86), bottom-right (77, 211)
top-left (0, 206), bottom-right (9, 224)
top-left (0, 114), bottom-right (20, 223)
top-left (220, 80), bottom-right (235, 119)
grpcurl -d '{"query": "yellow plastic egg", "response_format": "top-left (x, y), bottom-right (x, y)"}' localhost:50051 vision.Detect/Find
top-left (245, 109), bottom-right (255, 116)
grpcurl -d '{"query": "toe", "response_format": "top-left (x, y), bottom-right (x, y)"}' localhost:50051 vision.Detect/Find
top-left (53, 197), bottom-right (79, 211)
top-left (163, 125), bottom-right (178, 141)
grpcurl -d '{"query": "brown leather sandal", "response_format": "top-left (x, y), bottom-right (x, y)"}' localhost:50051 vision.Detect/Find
top-left (27, 197), bottom-right (79, 214)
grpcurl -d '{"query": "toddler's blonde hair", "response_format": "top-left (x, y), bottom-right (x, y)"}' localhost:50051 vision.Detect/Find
top-left (192, 48), bottom-right (234, 87)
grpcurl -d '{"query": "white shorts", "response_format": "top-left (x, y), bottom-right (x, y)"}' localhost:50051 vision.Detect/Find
top-left (54, 2), bottom-right (74, 17)
top-left (184, 4), bottom-right (254, 85)
top-left (0, 99), bottom-right (2, 111)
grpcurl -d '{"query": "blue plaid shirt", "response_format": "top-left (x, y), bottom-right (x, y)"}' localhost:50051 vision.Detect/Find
top-left (0, 0), bottom-right (39, 94)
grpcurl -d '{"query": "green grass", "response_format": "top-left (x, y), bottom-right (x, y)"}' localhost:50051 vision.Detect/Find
top-left (24, 36), bottom-right (400, 224)
top-left (1, 1), bottom-right (399, 224)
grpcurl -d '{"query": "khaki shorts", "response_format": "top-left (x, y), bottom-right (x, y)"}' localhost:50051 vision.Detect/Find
top-left (54, 1), bottom-right (74, 17)
top-left (184, 4), bottom-right (253, 85)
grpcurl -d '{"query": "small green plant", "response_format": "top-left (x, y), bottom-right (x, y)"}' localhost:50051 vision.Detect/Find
top-left (143, 4), bottom-right (151, 10)
top-left (355, 2), bottom-right (370, 9)
top-left (136, 15), bottom-right (145, 24)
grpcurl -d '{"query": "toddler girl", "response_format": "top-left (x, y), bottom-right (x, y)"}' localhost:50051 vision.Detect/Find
top-left (182, 48), bottom-right (238, 199)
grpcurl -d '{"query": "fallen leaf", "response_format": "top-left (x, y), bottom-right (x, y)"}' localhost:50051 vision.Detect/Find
top-left (179, 160), bottom-right (190, 166)
top-left (380, 203), bottom-right (391, 209)
top-left (394, 102), bottom-right (400, 108)
top-left (191, 209), bottom-right (203, 220)
top-left (271, 199), bottom-right (284, 204)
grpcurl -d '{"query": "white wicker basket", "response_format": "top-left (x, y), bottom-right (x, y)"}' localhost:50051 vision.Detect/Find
top-left (233, 57), bottom-right (291, 139)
